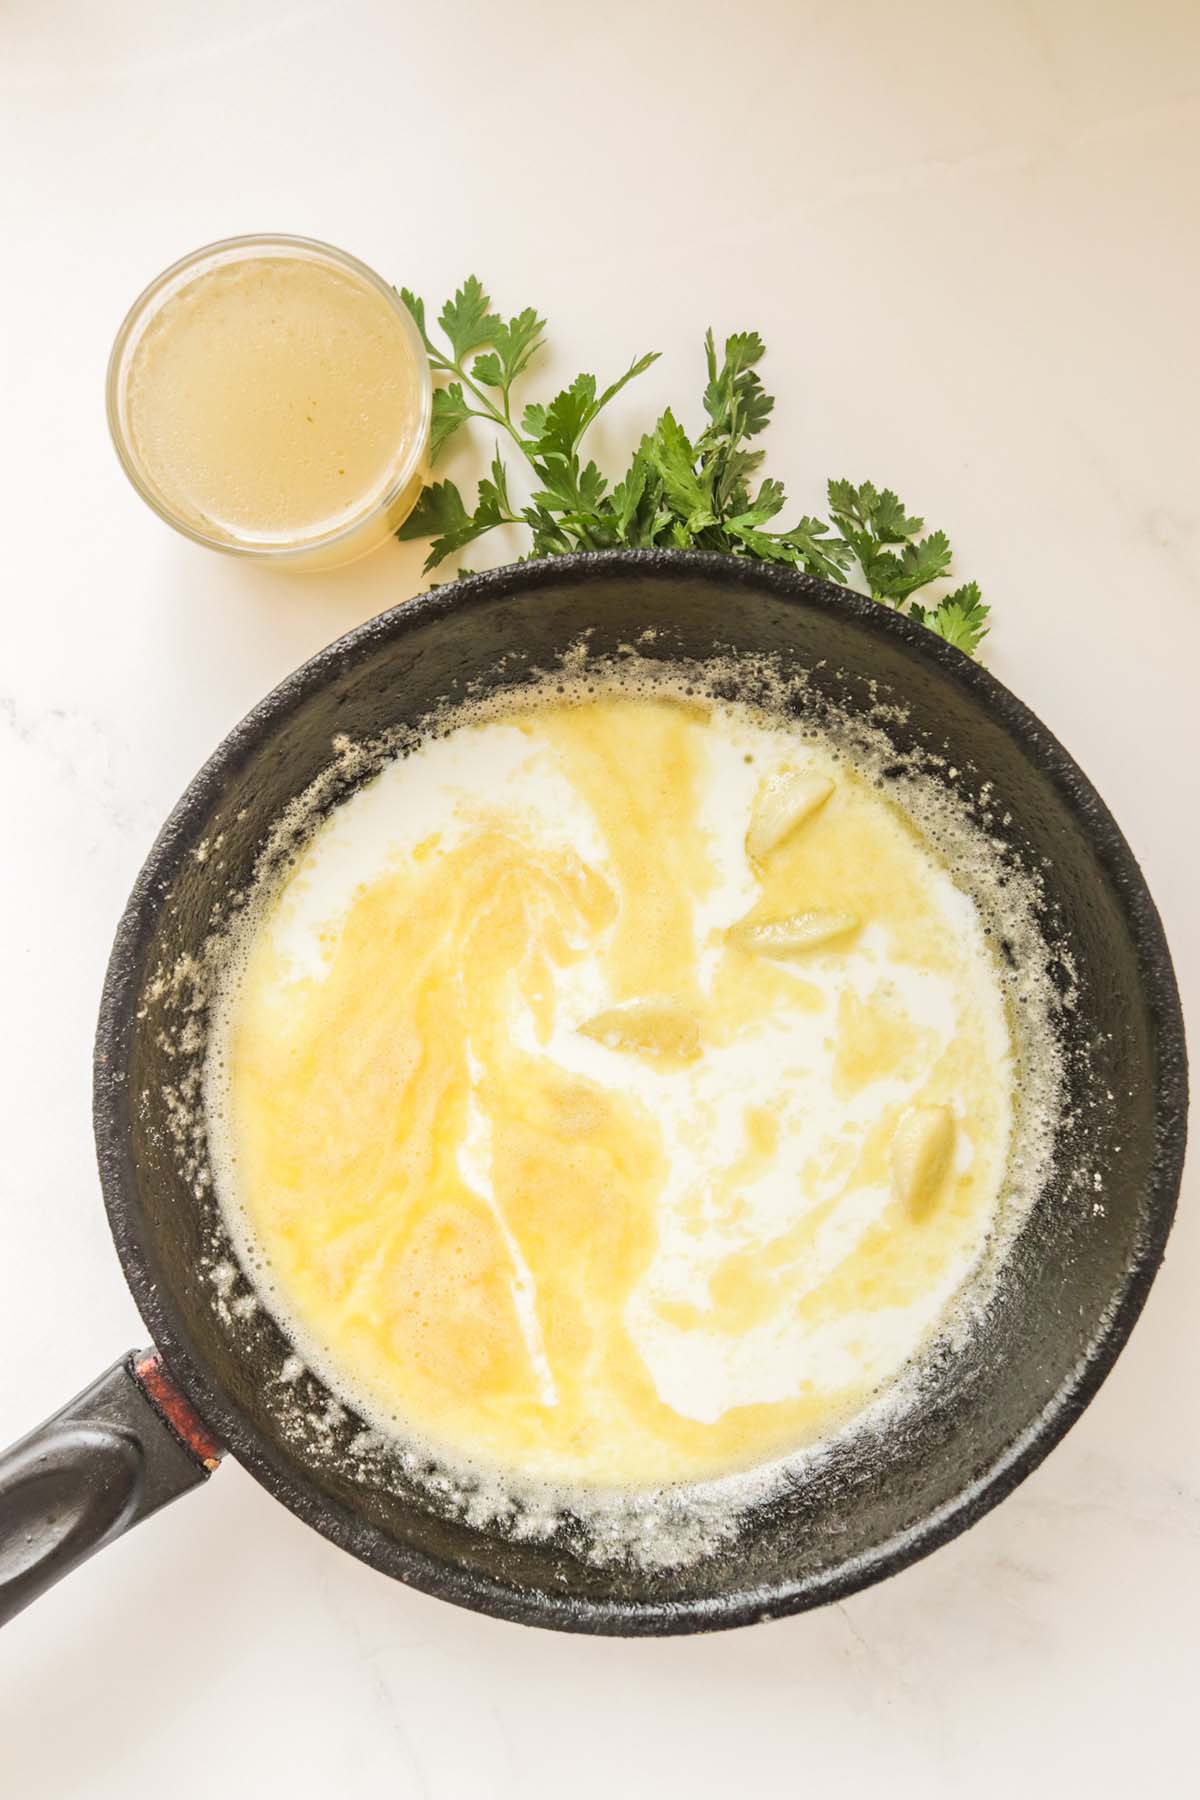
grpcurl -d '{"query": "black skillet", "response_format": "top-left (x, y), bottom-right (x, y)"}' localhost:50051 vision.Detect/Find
top-left (0, 552), bottom-right (1187, 1634)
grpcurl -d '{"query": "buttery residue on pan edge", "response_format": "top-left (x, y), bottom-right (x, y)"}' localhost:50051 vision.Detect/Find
top-left (203, 690), bottom-right (1036, 1513)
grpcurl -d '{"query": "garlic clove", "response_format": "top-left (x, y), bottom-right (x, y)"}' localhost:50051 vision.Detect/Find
top-left (729, 909), bottom-right (860, 957)
top-left (891, 1104), bottom-right (957, 1216)
top-left (746, 771), bottom-right (834, 862)
top-left (578, 998), bottom-right (702, 1066)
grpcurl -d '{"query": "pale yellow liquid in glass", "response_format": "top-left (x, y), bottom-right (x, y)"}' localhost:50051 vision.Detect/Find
top-left (125, 254), bottom-right (425, 561)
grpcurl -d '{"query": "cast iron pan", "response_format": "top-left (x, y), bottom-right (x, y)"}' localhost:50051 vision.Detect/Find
top-left (0, 552), bottom-right (1187, 1634)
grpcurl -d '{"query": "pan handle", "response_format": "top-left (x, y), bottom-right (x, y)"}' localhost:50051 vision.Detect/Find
top-left (0, 1350), bottom-right (222, 1627)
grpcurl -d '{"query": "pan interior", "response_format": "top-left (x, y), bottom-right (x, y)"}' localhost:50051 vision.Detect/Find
top-left (96, 558), bottom-right (1183, 1630)
top-left (198, 657), bottom-right (1063, 1571)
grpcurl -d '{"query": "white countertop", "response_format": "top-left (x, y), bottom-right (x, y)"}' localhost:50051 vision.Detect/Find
top-left (1, 2), bottom-right (1197, 1792)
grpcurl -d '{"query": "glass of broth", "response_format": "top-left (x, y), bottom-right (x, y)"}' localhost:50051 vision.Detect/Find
top-left (107, 234), bottom-right (432, 572)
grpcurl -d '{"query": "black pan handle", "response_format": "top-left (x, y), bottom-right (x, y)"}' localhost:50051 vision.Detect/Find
top-left (0, 1349), bottom-right (222, 1627)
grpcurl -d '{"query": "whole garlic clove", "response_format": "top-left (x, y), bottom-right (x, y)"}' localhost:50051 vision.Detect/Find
top-left (891, 1105), bottom-right (957, 1216)
top-left (729, 910), bottom-right (860, 956)
top-left (578, 998), bottom-right (702, 1066)
top-left (745, 771), bottom-right (835, 862)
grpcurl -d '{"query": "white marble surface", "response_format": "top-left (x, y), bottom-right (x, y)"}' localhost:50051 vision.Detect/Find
top-left (1, 1), bottom-right (1197, 1792)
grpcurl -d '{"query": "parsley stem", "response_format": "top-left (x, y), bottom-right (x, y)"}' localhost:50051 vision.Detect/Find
top-left (430, 348), bottom-right (529, 459)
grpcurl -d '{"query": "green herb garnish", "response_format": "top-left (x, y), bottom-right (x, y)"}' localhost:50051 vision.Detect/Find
top-left (398, 278), bottom-right (989, 655)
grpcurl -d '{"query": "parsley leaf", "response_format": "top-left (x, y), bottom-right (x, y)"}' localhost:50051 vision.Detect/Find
top-left (529, 374), bottom-right (599, 461)
top-left (767, 518), bottom-right (849, 583)
top-left (646, 408), bottom-right (714, 532)
top-left (396, 466), bottom-right (516, 572)
top-left (596, 352), bottom-right (662, 415)
top-left (395, 480), bottom-right (476, 569)
top-left (438, 277), bottom-right (502, 363)
top-left (702, 330), bottom-right (774, 441)
top-left (398, 287), bottom-right (430, 346)
top-left (910, 581), bottom-right (991, 654)
top-left (471, 306), bottom-right (546, 391)
top-left (520, 400), bottom-right (547, 441)
top-left (827, 481), bottom-right (958, 608)
top-left (827, 480), bottom-right (922, 546)
top-left (428, 383), bottom-right (475, 464)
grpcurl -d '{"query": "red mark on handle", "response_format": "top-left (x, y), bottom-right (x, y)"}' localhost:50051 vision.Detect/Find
top-left (133, 1351), bottom-right (223, 1471)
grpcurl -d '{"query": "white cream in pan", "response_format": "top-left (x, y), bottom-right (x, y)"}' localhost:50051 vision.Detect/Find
top-left (207, 691), bottom-right (1014, 1489)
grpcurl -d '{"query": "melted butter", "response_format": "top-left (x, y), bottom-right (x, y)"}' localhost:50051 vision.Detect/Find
top-left (211, 696), bottom-right (1013, 1487)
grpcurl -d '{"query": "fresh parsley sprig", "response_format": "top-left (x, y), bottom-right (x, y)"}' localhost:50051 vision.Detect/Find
top-left (397, 278), bottom-right (990, 655)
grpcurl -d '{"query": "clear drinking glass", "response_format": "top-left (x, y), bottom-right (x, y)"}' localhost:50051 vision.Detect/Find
top-left (106, 234), bottom-right (432, 572)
